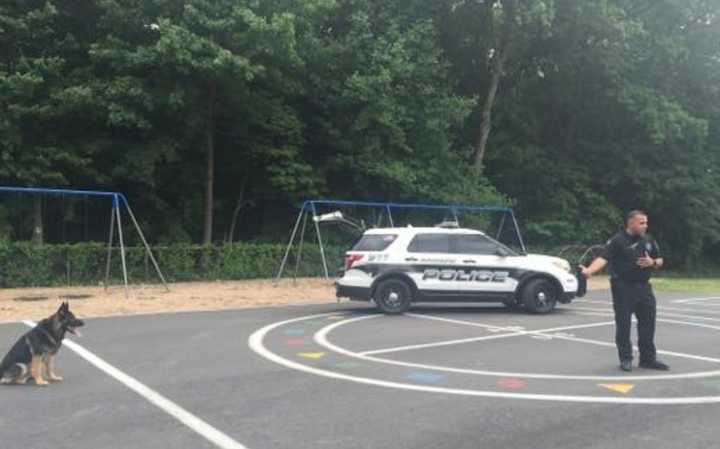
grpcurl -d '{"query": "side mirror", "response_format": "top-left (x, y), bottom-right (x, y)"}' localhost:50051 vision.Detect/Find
top-left (495, 247), bottom-right (509, 257)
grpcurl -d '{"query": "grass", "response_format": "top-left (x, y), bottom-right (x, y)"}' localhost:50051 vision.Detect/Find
top-left (652, 277), bottom-right (720, 294)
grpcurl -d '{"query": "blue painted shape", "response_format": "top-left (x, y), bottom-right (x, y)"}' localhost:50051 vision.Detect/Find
top-left (406, 371), bottom-right (445, 384)
top-left (333, 361), bottom-right (361, 369)
top-left (284, 328), bottom-right (305, 336)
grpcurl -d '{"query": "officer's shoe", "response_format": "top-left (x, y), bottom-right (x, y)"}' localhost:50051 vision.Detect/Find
top-left (620, 360), bottom-right (632, 372)
top-left (639, 360), bottom-right (670, 371)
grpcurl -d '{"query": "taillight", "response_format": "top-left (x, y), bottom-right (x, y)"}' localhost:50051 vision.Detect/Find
top-left (345, 253), bottom-right (364, 270)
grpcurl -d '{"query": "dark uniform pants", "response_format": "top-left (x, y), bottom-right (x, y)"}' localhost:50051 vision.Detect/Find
top-left (610, 280), bottom-right (657, 363)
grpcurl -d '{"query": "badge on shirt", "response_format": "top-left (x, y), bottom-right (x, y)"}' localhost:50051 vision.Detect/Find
top-left (645, 242), bottom-right (653, 252)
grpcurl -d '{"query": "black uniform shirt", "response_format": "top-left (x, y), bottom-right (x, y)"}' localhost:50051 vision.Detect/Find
top-left (600, 231), bottom-right (661, 282)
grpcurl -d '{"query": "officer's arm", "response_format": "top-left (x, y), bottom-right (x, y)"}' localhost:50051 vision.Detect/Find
top-left (651, 240), bottom-right (663, 269)
top-left (582, 236), bottom-right (617, 278)
top-left (583, 257), bottom-right (608, 278)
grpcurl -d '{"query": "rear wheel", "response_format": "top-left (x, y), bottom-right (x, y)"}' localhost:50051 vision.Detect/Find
top-left (521, 279), bottom-right (558, 314)
top-left (374, 279), bottom-right (413, 314)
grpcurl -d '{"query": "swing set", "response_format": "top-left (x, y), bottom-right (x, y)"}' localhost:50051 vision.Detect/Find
top-left (0, 186), bottom-right (168, 298)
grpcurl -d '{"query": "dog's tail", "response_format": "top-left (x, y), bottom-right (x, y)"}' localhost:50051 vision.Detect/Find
top-left (0, 357), bottom-right (9, 377)
top-left (0, 363), bottom-right (27, 383)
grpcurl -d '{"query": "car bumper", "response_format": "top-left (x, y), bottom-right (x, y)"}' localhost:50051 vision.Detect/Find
top-left (335, 283), bottom-right (372, 301)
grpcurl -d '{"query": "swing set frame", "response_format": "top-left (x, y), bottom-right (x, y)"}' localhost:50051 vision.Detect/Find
top-left (275, 199), bottom-right (526, 283)
top-left (0, 186), bottom-right (168, 298)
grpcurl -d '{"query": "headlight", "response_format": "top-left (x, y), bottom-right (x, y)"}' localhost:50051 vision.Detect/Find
top-left (552, 259), bottom-right (572, 273)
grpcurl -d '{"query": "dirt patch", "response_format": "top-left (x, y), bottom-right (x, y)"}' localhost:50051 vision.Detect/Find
top-left (0, 276), bottom-right (610, 323)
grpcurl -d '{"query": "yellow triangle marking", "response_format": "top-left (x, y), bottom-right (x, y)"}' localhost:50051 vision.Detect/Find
top-left (598, 383), bottom-right (635, 394)
top-left (297, 352), bottom-right (326, 360)
top-left (326, 315), bottom-right (345, 320)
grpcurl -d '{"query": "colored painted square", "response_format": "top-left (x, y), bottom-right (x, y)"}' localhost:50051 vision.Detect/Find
top-left (406, 371), bottom-right (445, 384)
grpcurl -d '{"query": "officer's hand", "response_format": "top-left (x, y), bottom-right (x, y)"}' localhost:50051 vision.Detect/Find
top-left (580, 266), bottom-right (591, 279)
top-left (637, 252), bottom-right (654, 268)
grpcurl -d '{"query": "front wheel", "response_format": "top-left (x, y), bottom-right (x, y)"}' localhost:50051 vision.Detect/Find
top-left (521, 279), bottom-right (558, 314)
top-left (373, 279), bottom-right (413, 314)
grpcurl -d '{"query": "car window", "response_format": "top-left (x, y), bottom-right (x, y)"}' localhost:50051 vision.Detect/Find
top-left (352, 234), bottom-right (397, 251)
top-left (407, 234), bottom-right (451, 253)
top-left (451, 234), bottom-right (502, 255)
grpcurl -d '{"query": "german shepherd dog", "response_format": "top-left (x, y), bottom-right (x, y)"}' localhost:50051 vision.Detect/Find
top-left (0, 302), bottom-right (84, 386)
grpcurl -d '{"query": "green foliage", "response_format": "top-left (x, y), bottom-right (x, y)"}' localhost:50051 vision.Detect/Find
top-left (0, 241), bottom-right (342, 287)
top-left (1, 0), bottom-right (720, 272)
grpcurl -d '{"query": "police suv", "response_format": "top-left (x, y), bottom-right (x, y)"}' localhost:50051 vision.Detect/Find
top-left (335, 225), bottom-right (585, 314)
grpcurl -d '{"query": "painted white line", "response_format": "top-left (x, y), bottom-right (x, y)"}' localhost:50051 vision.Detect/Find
top-left (655, 305), bottom-right (720, 315)
top-left (361, 333), bottom-right (523, 355)
top-left (573, 310), bottom-right (720, 334)
top-left (676, 303), bottom-right (720, 309)
top-left (571, 306), bottom-right (720, 324)
top-left (673, 296), bottom-right (720, 304)
top-left (576, 296), bottom-right (720, 306)
top-left (573, 301), bottom-right (720, 316)
top-left (314, 316), bottom-right (720, 381)
top-left (406, 314), bottom-right (720, 365)
top-left (23, 321), bottom-right (249, 449)
top-left (576, 301), bottom-right (720, 317)
top-left (249, 314), bottom-right (720, 403)
top-left (360, 319), bottom-right (615, 356)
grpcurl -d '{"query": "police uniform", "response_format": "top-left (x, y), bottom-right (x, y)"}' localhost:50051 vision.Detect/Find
top-left (600, 231), bottom-right (661, 364)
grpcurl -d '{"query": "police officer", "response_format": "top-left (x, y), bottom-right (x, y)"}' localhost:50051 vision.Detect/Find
top-left (581, 210), bottom-right (669, 372)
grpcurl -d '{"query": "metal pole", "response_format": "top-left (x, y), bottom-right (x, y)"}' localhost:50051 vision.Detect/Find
top-left (114, 195), bottom-right (129, 299)
top-left (120, 196), bottom-right (169, 292)
top-left (104, 206), bottom-right (115, 292)
top-left (386, 205), bottom-right (394, 227)
top-left (274, 203), bottom-right (305, 285)
top-left (292, 210), bottom-right (309, 284)
top-left (510, 210), bottom-right (527, 254)
top-left (496, 211), bottom-right (507, 240)
top-left (312, 202), bottom-right (330, 279)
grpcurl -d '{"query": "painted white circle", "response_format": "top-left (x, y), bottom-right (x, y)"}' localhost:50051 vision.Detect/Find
top-left (317, 315), bottom-right (720, 381)
top-left (248, 313), bottom-right (720, 404)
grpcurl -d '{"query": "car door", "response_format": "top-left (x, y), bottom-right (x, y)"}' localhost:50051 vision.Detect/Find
top-left (403, 233), bottom-right (460, 294)
top-left (450, 234), bottom-right (517, 295)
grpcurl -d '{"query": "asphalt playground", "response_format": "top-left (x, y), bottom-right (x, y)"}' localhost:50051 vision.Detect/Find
top-left (3, 289), bottom-right (720, 449)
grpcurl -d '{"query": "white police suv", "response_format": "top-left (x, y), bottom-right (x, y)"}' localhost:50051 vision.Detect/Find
top-left (335, 225), bottom-right (585, 314)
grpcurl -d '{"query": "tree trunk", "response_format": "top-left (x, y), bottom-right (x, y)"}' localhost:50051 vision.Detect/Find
top-left (473, 46), bottom-right (506, 175)
top-left (202, 80), bottom-right (217, 245)
top-left (31, 195), bottom-right (43, 245)
top-left (226, 175), bottom-right (248, 243)
top-left (472, 0), bottom-right (516, 175)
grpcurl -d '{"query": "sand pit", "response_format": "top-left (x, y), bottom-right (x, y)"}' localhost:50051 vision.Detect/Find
top-left (0, 276), bottom-right (609, 322)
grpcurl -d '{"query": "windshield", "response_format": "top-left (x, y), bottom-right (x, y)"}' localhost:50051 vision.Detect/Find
top-left (352, 234), bottom-right (398, 251)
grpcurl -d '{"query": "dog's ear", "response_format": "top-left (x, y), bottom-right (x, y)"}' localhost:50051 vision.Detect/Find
top-left (57, 302), bottom-right (68, 315)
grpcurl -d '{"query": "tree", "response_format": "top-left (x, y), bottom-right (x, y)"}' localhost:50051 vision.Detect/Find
top-left (89, 0), bottom-right (317, 243)
top-left (0, 1), bottom-right (105, 243)
top-left (439, 0), bottom-right (555, 174)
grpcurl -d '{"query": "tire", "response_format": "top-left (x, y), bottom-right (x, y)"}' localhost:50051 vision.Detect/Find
top-left (520, 278), bottom-right (558, 314)
top-left (373, 279), bottom-right (413, 314)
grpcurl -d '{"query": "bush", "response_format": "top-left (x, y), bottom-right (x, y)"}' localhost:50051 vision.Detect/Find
top-left (0, 241), bottom-right (344, 288)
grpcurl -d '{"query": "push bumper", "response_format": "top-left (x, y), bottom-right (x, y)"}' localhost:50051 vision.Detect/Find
top-left (574, 266), bottom-right (587, 297)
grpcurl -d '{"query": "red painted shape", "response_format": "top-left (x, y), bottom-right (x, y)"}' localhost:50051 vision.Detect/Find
top-left (285, 338), bottom-right (307, 346)
top-left (497, 378), bottom-right (527, 390)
